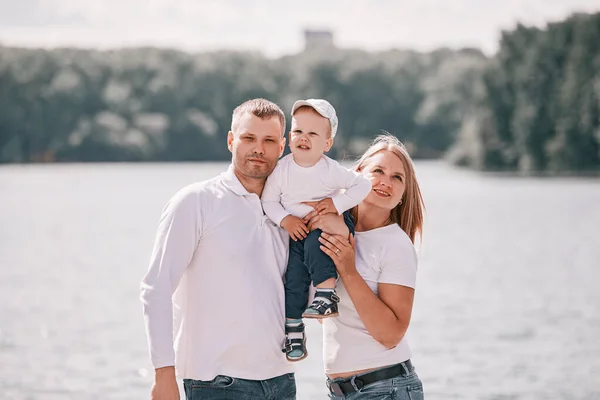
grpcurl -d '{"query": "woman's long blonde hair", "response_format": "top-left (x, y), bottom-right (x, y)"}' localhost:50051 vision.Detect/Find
top-left (353, 133), bottom-right (425, 244)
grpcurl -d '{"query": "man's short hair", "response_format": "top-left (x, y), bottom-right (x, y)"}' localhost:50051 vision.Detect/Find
top-left (231, 99), bottom-right (286, 137)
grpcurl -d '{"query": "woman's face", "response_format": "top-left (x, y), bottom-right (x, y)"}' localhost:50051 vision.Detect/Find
top-left (360, 150), bottom-right (406, 211)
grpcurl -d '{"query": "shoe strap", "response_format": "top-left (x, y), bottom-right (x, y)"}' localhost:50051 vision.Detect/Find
top-left (282, 337), bottom-right (306, 353)
top-left (309, 299), bottom-right (337, 314)
top-left (285, 323), bottom-right (305, 333)
top-left (314, 290), bottom-right (340, 303)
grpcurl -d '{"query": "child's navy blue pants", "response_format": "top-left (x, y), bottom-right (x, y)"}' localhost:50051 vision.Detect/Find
top-left (284, 211), bottom-right (355, 319)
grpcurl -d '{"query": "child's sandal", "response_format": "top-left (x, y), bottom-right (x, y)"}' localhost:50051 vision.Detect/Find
top-left (302, 290), bottom-right (340, 319)
top-left (282, 323), bottom-right (308, 362)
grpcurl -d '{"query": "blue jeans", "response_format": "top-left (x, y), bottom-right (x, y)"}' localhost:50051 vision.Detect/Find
top-left (327, 371), bottom-right (424, 400)
top-left (183, 373), bottom-right (296, 400)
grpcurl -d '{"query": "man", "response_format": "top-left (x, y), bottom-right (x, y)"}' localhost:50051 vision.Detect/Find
top-left (140, 99), bottom-right (296, 400)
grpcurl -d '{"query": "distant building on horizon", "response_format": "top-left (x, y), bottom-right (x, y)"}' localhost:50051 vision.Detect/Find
top-left (304, 30), bottom-right (335, 51)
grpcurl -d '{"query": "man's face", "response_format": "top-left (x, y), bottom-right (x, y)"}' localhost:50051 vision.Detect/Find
top-left (227, 112), bottom-right (285, 180)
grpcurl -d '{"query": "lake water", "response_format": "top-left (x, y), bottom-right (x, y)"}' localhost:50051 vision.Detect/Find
top-left (0, 161), bottom-right (599, 400)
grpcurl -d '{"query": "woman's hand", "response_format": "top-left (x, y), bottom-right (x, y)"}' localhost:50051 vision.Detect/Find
top-left (302, 198), bottom-right (337, 215)
top-left (303, 211), bottom-right (350, 237)
top-left (318, 233), bottom-right (357, 277)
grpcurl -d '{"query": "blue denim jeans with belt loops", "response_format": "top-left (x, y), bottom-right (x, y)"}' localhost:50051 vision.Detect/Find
top-left (184, 373), bottom-right (296, 400)
top-left (327, 370), bottom-right (424, 400)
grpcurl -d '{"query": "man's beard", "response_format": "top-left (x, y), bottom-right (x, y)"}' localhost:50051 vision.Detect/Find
top-left (238, 156), bottom-right (273, 179)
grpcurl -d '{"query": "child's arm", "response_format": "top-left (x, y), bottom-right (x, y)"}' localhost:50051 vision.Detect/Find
top-left (261, 168), bottom-right (291, 227)
top-left (261, 166), bottom-right (309, 240)
top-left (329, 163), bottom-right (372, 214)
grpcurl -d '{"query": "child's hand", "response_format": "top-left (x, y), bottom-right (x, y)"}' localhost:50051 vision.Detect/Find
top-left (280, 215), bottom-right (309, 241)
top-left (314, 197), bottom-right (338, 215)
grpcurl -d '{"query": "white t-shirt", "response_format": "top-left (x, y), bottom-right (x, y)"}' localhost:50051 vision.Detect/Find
top-left (323, 224), bottom-right (418, 373)
top-left (140, 166), bottom-right (293, 380)
top-left (261, 154), bottom-right (372, 227)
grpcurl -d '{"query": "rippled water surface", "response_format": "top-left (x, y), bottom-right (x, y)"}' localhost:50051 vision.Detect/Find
top-left (1, 162), bottom-right (599, 399)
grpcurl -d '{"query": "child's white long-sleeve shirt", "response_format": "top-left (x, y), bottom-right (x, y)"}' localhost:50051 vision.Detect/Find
top-left (262, 154), bottom-right (372, 227)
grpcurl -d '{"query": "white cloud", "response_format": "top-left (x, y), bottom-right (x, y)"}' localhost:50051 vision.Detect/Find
top-left (0, 0), bottom-right (599, 56)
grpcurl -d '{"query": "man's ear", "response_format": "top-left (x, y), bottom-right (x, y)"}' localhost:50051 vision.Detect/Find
top-left (279, 134), bottom-right (287, 157)
top-left (227, 131), bottom-right (234, 152)
top-left (325, 137), bottom-right (334, 152)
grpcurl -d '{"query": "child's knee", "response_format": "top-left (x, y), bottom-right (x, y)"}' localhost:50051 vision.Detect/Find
top-left (304, 229), bottom-right (323, 247)
top-left (343, 211), bottom-right (355, 234)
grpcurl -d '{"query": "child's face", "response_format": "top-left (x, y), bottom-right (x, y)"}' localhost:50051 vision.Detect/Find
top-left (289, 109), bottom-right (333, 166)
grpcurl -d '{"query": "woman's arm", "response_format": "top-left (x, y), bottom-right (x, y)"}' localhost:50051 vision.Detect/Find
top-left (318, 233), bottom-right (414, 349)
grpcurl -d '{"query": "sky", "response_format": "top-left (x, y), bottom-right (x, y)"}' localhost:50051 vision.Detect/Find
top-left (1, 0), bottom-right (600, 57)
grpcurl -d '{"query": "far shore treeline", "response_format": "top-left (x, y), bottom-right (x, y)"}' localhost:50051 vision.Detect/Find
top-left (1, 12), bottom-right (599, 173)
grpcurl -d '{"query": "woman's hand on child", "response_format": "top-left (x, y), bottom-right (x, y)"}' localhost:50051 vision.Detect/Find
top-left (318, 232), bottom-right (356, 276)
top-left (280, 215), bottom-right (309, 241)
top-left (303, 198), bottom-right (338, 216)
top-left (304, 213), bottom-right (350, 237)
top-left (315, 198), bottom-right (338, 215)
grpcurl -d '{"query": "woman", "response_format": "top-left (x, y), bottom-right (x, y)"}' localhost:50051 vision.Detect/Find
top-left (305, 134), bottom-right (425, 399)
